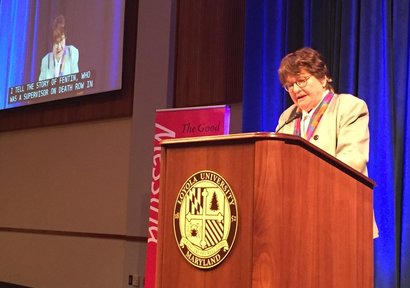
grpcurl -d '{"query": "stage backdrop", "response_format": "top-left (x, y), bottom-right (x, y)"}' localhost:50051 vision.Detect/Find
top-left (144, 105), bottom-right (231, 288)
top-left (242, 1), bottom-right (409, 287)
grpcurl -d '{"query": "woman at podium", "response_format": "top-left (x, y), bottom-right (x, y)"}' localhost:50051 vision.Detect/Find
top-left (275, 47), bottom-right (378, 238)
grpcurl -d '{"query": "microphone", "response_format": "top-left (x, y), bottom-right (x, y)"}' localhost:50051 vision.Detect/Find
top-left (276, 109), bottom-right (302, 133)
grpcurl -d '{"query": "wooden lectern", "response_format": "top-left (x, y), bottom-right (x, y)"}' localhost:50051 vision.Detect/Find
top-left (156, 133), bottom-right (374, 287)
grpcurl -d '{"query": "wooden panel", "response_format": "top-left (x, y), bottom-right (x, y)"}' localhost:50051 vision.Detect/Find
top-left (156, 143), bottom-right (254, 287)
top-left (252, 140), bottom-right (373, 287)
top-left (0, 0), bottom-right (138, 132)
top-left (174, 0), bottom-right (245, 107)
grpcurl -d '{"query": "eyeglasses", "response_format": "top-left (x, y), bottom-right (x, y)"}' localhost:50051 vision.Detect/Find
top-left (53, 36), bottom-right (66, 48)
top-left (283, 75), bottom-right (312, 92)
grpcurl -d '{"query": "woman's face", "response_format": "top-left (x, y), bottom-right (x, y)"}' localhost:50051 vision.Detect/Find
top-left (283, 69), bottom-right (327, 112)
top-left (53, 35), bottom-right (66, 61)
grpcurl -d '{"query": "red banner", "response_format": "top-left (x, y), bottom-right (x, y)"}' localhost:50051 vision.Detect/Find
top-left (144, 105), bottom-right (230, 288)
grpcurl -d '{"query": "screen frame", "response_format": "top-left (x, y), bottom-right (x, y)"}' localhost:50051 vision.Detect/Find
top-left (0, 0), bottom-right (137, 132)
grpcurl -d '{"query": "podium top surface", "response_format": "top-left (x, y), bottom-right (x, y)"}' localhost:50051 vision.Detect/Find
top-left (161, 131), bottom-right (275, 144)
top-left (161, 132), bottom-right (375, 189)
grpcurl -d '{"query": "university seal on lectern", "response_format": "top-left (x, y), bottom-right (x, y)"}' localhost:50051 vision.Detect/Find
top-left (173, 170), bottom-right (238, 269)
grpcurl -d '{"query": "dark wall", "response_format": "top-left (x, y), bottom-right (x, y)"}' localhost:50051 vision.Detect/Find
top-left (174, 0), bottom-right (245, 107)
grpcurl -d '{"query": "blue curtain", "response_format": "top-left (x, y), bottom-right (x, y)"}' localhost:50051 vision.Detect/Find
top-left (394, 1), bottom-right (410, 287)
top-left (242, 0), bottom-right (410, 287)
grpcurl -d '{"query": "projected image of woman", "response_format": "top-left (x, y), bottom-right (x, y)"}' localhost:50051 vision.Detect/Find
top-left (39, 15), bottom-right (79, 80)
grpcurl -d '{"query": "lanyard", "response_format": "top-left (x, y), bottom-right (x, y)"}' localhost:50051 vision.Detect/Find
top-left (293, 92), bottom-right (334, 141)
